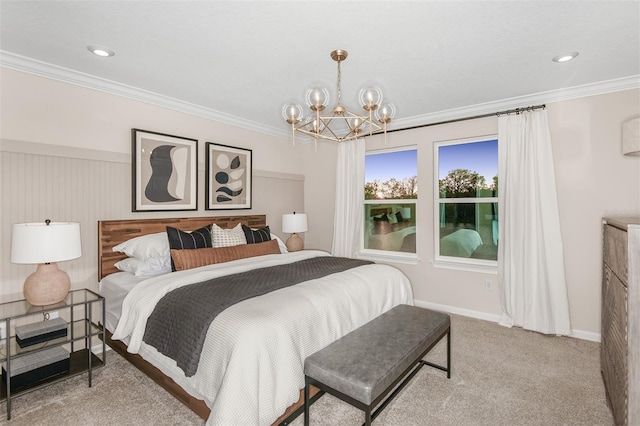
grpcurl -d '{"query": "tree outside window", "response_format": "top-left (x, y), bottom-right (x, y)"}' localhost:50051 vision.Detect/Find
top-left (436, 138), bottom-right (498, 264)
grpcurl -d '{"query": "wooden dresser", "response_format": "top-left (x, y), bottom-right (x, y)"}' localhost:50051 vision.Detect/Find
top-left (602, 217), bottom-right (640, 426)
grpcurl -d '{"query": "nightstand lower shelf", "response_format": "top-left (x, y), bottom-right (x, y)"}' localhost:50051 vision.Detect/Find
top-left (1, 349), bottom-right (104, 401)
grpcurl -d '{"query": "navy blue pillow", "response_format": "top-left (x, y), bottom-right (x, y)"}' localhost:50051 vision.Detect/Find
top-left (166, 225), bottom-right (212, 270)
top-left (166, 225), bottom-right (212, 249)
top-left (242, 224), bottom-right (271, 244)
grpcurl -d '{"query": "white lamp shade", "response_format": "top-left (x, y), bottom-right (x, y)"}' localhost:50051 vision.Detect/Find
top-left (401, 207), bottom-right (412, 219)
top-left (11, 221), bottom-right (82, 264)
top-left (282, 213), bottom-right (308, 234)
top-left (623, 117), bottom-right (640, 156)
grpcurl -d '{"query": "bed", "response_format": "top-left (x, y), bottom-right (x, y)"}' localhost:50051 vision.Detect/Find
top-left (98, 215), bottom-right (413, 425)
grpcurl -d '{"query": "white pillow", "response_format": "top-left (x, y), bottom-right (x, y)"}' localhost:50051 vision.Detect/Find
top-left (112, 232), bottom-right (170, 260)
top-left (114, 256), bottom-right (172, 277)
top-left (211, 223), bottom-right (247, 248)
top-left (271, 233), bottom-right (289, 253)
top-left (388, 213), bottom-right (398, 224)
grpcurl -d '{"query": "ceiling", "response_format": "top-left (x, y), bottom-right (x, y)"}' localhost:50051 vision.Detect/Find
top-left (1, 1), bottom-right (639, 139)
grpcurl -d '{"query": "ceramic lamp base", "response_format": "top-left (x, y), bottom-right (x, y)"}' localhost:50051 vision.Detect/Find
top-left (23, 263), bottom-right (70, 306)
top-left (285, 233), bottom-right (304, 252)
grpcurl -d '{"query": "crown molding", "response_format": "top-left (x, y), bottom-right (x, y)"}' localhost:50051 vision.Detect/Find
top-left (2, 50), bottom-right (638, 136)
top-left (391, 74), bottom-right (640, 130)
top-left (0, 51), bottom-right (288, 139)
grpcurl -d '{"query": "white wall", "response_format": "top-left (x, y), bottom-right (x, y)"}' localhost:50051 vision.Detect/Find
top-left (0, 68), bottom-right (303, 299)
top-left (304, 89), bottom-right (640, 338)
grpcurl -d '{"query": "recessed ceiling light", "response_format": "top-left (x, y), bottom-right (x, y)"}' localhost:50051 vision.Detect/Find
top-left (87, 45), bottom-right (115, 57)
top-left (552, 52), bottom-right (579, 63)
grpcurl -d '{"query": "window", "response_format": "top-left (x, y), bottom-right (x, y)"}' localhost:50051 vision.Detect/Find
top-left (363, 147), bottom-right (417, 257)
top-left (435, 137), bottom-right (498, 267)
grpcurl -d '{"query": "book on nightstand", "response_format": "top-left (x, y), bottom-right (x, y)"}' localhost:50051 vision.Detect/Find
top-left (15, 318), bottom-right (68, 348)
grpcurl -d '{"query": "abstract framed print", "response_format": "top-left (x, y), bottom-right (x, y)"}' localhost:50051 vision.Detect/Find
top-left (132, 129), bottom-right (198, 212)
top-left (205, 142), bottom-right (252, 210)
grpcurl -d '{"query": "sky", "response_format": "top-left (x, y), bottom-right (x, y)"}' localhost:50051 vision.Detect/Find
top-left (438, 139), bottom-right (498, 181)
top-left (365, 149), bottom-right (417, 182)
top-left (365, 139), bottom-right (497, 184)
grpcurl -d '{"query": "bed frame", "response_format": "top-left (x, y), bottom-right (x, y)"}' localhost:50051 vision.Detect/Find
top-left (97, 215), bottom-right (319, 425)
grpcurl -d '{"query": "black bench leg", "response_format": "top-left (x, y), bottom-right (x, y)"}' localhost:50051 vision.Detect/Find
top-left (447, 327), bottom-right (451, 378)
top-left (304, 380), bottom-right (310, 426)
top-left (365, 408), bottom-right (372, 426)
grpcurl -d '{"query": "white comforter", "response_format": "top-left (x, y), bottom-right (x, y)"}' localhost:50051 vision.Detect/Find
top-left (112, 250), bottom-right (413, 425)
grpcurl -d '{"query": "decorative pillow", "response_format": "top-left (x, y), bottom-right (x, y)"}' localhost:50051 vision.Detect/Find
top-left (242, 225), bottom-right (271, 244)
top-left (112, 232), bottom-right (170, 260)
top-left (115, 256), bottom-right (172, 277)
top-left (166, 225), bottom-right (212, 249)
top-left (271, 233), bottom-right (288, 253)
top-left (211, 223), bottom-right (247, 248)
top-left (171, 239), bottom-right (280, 271)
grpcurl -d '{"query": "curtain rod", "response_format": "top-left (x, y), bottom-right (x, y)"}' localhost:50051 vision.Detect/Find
top-left (381, 104), bottom-right (546, 134)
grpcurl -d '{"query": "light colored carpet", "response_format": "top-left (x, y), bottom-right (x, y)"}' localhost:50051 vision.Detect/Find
top-left (1, 314), bottom-right (613, 425)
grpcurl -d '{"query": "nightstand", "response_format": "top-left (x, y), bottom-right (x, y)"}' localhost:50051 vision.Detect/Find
top-left (0, 289), bottom-right (106, 420)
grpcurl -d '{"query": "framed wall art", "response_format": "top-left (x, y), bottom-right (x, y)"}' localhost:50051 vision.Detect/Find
top-left (205, 142), bottom-right (252, 210)
top-left (132, 129), bottom-right (198, 212)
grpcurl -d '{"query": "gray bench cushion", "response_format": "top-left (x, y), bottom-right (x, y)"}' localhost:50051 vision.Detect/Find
top-left (304, 304), bottom-right (450, 406)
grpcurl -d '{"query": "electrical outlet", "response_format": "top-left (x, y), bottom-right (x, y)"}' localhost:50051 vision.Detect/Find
top-left (42, 311), bottom-right (59, 320)
top-left (485, 279), bottom-right (493, 291)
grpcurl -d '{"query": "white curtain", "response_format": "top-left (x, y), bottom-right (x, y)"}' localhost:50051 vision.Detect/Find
top-left (331, 138), bottom-right (365, 258)
top-left (497, 109), bottom-right (572, 335)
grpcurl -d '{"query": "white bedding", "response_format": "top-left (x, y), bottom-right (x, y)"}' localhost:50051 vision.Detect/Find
top-left (99, 272), bottom-right (146, 332)
top-left (110, 250), bottom-right (413, 425)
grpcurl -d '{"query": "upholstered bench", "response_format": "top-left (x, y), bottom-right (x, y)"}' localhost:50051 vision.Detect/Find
top-left (303, 304), bottom-right (450, 425)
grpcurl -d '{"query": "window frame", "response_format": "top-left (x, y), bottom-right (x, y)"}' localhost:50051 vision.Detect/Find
top-left (359, 146), bottom-right (419, 264)
top-left (433, 136), bottom-right (498, 272)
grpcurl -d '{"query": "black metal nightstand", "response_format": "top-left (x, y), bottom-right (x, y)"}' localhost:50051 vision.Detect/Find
top-left (0, 289), bottom-right (106, 420)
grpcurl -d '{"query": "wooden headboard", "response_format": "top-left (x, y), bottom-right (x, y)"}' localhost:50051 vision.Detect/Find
top-left (98, 215), bottom-right (267, 280)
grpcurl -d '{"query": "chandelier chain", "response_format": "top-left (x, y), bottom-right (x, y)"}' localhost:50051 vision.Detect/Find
top-left (336, 59), bottom-right (342, 108)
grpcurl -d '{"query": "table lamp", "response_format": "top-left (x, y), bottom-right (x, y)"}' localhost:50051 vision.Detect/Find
top-left (11, 220), bottom-right (82, 306)
top-left (282, 212), bottom-right (308, 252)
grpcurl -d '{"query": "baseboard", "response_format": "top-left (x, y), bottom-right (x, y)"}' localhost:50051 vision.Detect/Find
top-left (92, 342), bottom-right (112, 355)
top-left (413, 299), bottom-right (601, 343)
top-left (414, 299), bottom-right (502, 323)
top-left (569, 329), bottom-right (601, 343)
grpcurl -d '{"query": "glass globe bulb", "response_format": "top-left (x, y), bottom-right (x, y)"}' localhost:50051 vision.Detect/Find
top-left (305, 88), bottom-right (329, 111)
top-left (359, 87), bottom-right (383, 110)
top-left (302, 116), bottom-right (320, 133)
top-left (350, 117), bottom-right (363, 134)
top-left (375, 103), bottom-right (396, 123)
top-left (282, 104), bottom-right (303, 123)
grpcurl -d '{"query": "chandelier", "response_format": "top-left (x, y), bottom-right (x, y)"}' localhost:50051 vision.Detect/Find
top-left (282, 49), bottom-right (396, 145)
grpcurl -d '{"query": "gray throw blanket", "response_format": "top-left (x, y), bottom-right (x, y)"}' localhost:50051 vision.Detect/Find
top-left (143, 256), bottom-right (373, 376)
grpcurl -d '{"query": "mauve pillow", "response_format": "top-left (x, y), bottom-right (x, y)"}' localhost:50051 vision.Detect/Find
top-left (170, 239), bottom-right (280, 271)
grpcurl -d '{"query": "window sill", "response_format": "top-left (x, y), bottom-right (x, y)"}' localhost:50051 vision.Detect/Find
top-left (432, 258), bottom-right (498, 274)
top-left (357, 251), bottom-right (419, 265)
